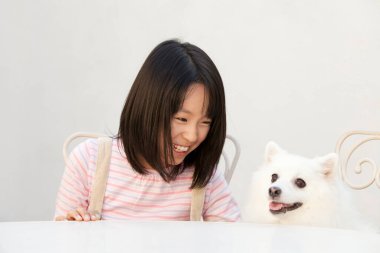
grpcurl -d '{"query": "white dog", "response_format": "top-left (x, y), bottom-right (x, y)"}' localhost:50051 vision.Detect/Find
top-left (243, 141), bottom-right (370, 230)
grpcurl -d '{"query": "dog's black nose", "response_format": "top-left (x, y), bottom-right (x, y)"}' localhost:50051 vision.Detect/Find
top-left (269, 186), bottom-right (281, 198)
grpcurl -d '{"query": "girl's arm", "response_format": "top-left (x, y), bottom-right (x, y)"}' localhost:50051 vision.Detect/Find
top-left (54, 140), bottom-right (97, 221)
top-left (202, 168), bottom-right (241, 222)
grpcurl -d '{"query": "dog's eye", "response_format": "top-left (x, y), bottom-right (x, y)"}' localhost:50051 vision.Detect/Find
top-left (295, 178), bottom-right (306, 188)
top-left (271, 174), bottom-right (278, 183)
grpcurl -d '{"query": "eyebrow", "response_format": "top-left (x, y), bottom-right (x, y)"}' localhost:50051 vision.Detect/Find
top-left (177, 109), bottom-right (192, 114)
top-left (176, 109), bottom-right (210, 118)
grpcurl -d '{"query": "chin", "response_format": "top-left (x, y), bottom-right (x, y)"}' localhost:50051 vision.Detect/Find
top-left (172, 159), bottom-right (184, 165)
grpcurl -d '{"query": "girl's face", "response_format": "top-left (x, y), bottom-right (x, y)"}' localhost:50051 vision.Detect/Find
top-left (170, 83), bottom-right (211, 165)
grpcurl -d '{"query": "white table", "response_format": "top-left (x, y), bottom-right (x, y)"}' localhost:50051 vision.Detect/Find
top-left (0, 221), bottom-right (379, 253)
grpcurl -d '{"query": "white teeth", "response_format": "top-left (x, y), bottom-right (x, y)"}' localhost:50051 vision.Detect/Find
top-left (173, 144), bottom-right (189, 152)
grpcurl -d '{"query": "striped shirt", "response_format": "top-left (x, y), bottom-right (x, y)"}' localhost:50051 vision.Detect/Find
top-left (55, 138), bottom-right (241, 221)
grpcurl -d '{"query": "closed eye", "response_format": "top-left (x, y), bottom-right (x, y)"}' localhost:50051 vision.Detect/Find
top-left (175, 117), bottom-right (187, 122)
top-left (202, 120), bottom-right (212, 125)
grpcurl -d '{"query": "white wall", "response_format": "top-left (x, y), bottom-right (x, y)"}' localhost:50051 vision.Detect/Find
top-left (1, 0), bottom-right (379, 222)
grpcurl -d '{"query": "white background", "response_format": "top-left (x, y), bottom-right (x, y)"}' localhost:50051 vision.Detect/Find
top-left (1, 0), bottom-right (379, 222)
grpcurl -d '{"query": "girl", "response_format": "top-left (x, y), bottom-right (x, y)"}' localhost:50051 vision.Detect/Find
top-left (55, 39), bottom-right (240, 221)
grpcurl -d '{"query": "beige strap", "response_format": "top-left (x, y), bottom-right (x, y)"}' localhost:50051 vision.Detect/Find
top-left (63, 132), bottom-right (205, 220)
top-left (87, 137), bottom-right (113, 217)
top-left (190, 187), bottom-right (206, 221)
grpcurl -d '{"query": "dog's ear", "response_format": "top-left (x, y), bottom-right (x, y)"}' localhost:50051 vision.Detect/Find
top-left (315, 153), bottom-right (338, 177)
top-left (264, 141), bottom-right (283, 164)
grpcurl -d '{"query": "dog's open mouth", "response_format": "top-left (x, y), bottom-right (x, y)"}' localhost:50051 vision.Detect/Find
top-left (269, 201), bottom-right (303, 214)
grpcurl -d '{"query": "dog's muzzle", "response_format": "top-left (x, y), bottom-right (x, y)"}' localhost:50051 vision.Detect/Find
top-left (268, 186), bottom-right (303, 214)
top-left (269, 201), bottom-right (303, 214)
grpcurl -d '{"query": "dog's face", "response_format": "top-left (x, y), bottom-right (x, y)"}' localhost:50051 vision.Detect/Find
top-left (258, 142), bottom-right (338, 219)
top-left (245, 142), bottom-right (370, 230)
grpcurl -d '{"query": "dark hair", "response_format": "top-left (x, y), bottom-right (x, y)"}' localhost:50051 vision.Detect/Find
top-left (118, 39), bottom-right (226, 188)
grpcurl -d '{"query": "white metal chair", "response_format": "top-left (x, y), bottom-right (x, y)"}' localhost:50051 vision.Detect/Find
top-left (221, 135), bottom-right (241, 184)
top-left (63, 132), bottom-right (241, 184)
top-left (335, 130), bottom-right (380, 226)
top-left (335, 130), bottom-right (380, 190)
top-left (63, 132), bottom-right (108, 164)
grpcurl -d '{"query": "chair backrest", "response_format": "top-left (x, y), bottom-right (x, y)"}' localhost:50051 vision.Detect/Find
top-left (335, 130), bottom-right (380, 226)
top-left (63, 132), bottom-right (241, 184)
top-left (221, 135), bottom-right (241, 184)
top-left (335, 130), bottom-right (380, 190)
top-left (63, 132), bottom-right (108, 164)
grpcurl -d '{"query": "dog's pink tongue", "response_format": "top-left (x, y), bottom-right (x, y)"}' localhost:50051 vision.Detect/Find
top-left (269, 202), bottom-right (285, 211)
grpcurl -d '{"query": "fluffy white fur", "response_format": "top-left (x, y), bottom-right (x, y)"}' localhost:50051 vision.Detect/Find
top-left (243, 141), bottom-right (370, 230)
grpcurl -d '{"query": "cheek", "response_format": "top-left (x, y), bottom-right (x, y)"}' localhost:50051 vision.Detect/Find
top-left (170, 121), bottom-right (180, 136)
top-left (198, 127), bottom-right (210, 143)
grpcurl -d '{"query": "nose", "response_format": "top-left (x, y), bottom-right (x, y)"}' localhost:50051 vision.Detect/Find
top-left (269, 186), bottom-right (282, 198)
top-left (183, 124), bottom-right (198, 143)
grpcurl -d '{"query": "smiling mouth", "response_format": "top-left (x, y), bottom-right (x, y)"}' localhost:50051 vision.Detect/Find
top-left (269, 201), bottom-right (303, 214)
top-left (173, 144), bottom-right (189, 153)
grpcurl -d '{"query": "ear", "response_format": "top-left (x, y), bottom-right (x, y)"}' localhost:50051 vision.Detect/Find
top-left (315, 153), bottom-right (338, 177)
top-left (264, 141), bottom-right (284, 164)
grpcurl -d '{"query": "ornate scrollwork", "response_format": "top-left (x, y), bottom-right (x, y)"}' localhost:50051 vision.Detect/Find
top-left (335, 131), bottom-right (380, 190)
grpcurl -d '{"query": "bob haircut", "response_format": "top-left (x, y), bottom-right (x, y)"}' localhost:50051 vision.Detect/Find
top-left (118, 39), bottom-right (226, 188)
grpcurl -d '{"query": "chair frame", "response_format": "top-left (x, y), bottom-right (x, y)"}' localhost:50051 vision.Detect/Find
top-left (335, 130), bottom-right (380, 190)
top-left (222, 135), bottom-right (241, 184)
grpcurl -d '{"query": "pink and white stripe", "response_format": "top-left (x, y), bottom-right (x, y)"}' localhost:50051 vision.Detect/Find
top-left (55, 139), bottom-right (240, 221)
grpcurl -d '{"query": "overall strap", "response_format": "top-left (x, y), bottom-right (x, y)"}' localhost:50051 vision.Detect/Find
top-left (87, 137), bottom-right (113, 217)
top-left (63, 132), bottom-right (205, 220)
top-left (190, 187), bottom-right (206, 221)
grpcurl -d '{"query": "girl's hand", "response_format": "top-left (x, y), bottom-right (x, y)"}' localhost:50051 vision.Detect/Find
top-left (55, 207), bottom-right (101, 221)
